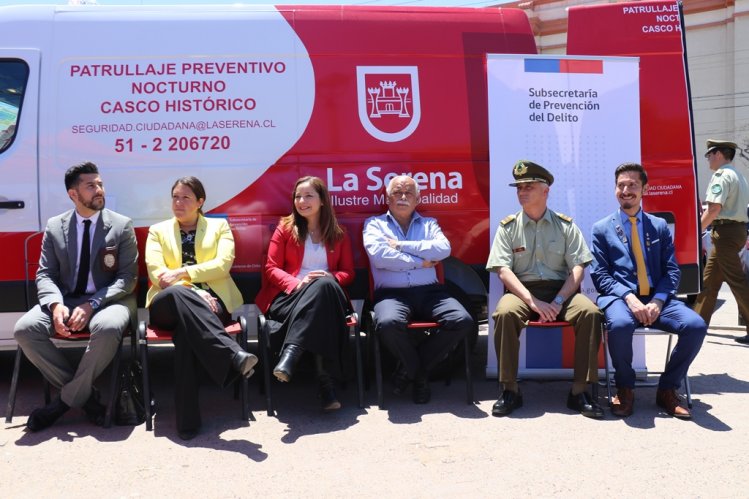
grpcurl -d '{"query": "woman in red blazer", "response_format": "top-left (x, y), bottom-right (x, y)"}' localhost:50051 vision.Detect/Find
top-left (256, 176), bottom-right (354, 411)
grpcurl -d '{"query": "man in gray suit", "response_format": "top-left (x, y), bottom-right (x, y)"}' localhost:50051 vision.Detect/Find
top-left (14, 162), bottom-right (138, 431)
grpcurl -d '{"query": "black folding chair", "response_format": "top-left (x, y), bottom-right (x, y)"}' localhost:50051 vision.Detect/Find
top-left (360, 263), bottom-right (474, 409)
top-left (6, 231), bottom-right (128, 428)
top-left (6, 329), bottom-right (128, 428)
top-left (137, 316), bottom-right (253, 432)
top-left (257, 312), bottom-right (360, 416)
top-left (602, 326), bottom-right (692, 408)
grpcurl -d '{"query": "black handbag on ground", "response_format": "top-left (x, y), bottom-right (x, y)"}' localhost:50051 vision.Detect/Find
top-left (115, 360), bottom-right (149, 426)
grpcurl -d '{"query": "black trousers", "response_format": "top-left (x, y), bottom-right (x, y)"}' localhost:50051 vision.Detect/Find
top-left (149, 285), bottom-right (239, 432)
top-left (373, 284), bottom-right (473, 380)
top-left (268, 277), bottom-right (350, 376)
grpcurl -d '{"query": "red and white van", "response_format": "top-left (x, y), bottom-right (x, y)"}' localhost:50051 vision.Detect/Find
top-left (0, 1), bottom-right (700, 350)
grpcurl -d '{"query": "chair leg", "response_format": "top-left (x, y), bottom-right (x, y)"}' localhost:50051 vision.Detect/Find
top-left (464, 333), bottom-right (473, 405)
top-left (258, 316), bottom-right (274, 417)
top-left (256, 322), bottom-right (266, 397)
top-left (139, 322), bottom-right (154, 432)
top-left (363, 324), bottom-right (372, 392)
top-left (374, 333), bottom-right (384, 410)
top-left (363, 311), bottom-right (377, 392)
top-left (685, 375), bottom-right (693, 408)
top-left (232, 329), bottom-right (242, 405)
top-left (354, 325), bottom-right (365, 409)
top-left (5, 347), bottom-right (24, 423)
top-left (603, 327), bottom-right (613, 406)
top-left (103, 338), bottom-right (123, 428)
top-left (239, 316), bottom-right (254, 423)
top-left (665, 334), bottom-right (674, 365)
top-left (233, 378), bottom-right (240, 400)
top-left (445, 335), bottom-right (453, 387)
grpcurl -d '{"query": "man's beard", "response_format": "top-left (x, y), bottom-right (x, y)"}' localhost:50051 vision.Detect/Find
top-left (619, 198), bottom-right (636, 210)
top-left (82, 196), bottom-right (105, 211)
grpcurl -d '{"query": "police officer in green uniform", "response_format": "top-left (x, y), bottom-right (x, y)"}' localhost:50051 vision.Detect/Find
top-left (487, 160), bottom-right (604, 418)
top-left (693, 139), bottom-right (749, 343)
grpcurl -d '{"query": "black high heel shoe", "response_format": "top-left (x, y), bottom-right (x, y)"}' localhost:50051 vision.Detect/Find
top-left (232, 350), bottom-right (258, 379)
top-left (318, 377), bottom-right (341, 412)
top-left (273, 344), bottom-right (303, 382)
top-left (315, 355), bottom-right (341, 411)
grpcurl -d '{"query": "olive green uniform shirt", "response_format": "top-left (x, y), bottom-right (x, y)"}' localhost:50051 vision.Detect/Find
top-left (705, 164), bottom-right (749, 222)
top-left (486, 208), bottom-right (592, 280)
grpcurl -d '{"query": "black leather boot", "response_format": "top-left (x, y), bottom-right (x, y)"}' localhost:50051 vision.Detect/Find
top-left (273, 344), bottom-right (303, 382)
top-left (315, 355), bottom-right (341, 411)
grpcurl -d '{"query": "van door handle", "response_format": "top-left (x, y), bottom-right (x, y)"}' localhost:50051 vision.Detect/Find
top-left (0, 200), bottom-right (24, 209)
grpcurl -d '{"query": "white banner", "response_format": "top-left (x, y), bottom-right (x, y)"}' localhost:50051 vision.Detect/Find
top-left (49, 7), bottom-right (315, 225)
top-left (486, 54), bottom-right (642, 378)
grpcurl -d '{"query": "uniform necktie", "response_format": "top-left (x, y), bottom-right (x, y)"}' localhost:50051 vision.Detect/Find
top-left (74, 219), bottom-right (92, 295)
top-left (629, 216), bottom-right (650, 296)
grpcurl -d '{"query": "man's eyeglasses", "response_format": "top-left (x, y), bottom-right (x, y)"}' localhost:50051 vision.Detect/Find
top-left (390, 190), bottom-right (416, 199)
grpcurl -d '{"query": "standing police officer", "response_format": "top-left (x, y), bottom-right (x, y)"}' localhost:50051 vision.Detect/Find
top-left (487, 160), bottom-right (603, 418)
top-left (693, 139), bottom-right (749, 343)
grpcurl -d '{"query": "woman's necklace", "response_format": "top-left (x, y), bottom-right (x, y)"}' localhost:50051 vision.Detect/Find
top-left (308, 226), bottom-right (321, 244)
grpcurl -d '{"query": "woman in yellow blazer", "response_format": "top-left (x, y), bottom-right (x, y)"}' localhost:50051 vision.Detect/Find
top-left (145, 176), bottom-right (257, 440)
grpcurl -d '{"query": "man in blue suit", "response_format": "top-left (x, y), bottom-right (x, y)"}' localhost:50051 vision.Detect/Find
top-left (591, 163), bottom-right (706, 419)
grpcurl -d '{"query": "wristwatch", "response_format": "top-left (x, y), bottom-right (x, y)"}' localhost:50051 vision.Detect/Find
top-left (88, 298), bottom-right (101, 311)
top-left (553, 295), bottom-right (564, 306)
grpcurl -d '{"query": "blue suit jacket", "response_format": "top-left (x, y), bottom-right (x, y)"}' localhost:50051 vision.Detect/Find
top-left (590, 210), bottom-right (680, 311)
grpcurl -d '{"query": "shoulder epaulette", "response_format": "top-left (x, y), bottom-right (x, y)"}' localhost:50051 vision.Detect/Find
top-left (500, 214), bottom-right (516, 226)
top-left (555, 212), bottom-right (573, 223)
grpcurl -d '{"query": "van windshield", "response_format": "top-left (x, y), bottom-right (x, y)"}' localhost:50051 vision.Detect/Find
top-left (0, 60), bottom-right (29, 153)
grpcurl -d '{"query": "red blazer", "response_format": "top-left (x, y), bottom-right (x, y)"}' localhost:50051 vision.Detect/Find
top-left (255, 224), bottom-right (355, 313)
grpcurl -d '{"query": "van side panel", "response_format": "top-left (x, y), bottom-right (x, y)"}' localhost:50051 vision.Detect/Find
top-left (212, 7), bottom-right (537, 274)
top-left (0, 5), bottom-right (537, 348)
top-left (567, 0), bottom-right (700, 294)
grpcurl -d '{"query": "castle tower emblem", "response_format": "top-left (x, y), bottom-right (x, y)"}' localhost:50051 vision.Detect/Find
top-left (357, 66), bottom-right (421, 142)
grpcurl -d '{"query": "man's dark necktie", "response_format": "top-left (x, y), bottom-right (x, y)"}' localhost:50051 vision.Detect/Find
top-left (74, 219), bottom-right (92, 295)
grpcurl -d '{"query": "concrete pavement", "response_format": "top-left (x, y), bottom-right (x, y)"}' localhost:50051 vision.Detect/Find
top-left (1, 284), bottom-right (748, 498)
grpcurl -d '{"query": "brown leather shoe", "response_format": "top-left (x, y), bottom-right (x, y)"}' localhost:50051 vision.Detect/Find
top-left (656, 388), bottom-right (691, 419)
top-left (611, 387), bottom-right (634, 417)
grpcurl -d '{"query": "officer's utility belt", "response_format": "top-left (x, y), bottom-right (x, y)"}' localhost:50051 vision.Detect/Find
top-left (712, 219), bottom-right (745, 226)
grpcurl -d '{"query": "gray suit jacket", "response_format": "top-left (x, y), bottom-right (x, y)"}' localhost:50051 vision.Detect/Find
top-left (36, 208), bottom-right (138, 312)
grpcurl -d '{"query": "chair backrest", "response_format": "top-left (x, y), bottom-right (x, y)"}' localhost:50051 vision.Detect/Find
top-left (24, 231), bottom-right (44, 310)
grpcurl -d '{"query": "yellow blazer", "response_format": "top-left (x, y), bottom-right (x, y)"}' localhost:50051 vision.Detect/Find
top-left (145, 215), bottom-right (243, 313)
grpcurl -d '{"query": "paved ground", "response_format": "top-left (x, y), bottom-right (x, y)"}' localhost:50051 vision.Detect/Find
top-left (1, 285), bottom-right (748, 498)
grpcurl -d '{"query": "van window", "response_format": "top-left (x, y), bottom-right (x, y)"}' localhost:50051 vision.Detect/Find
top-left (0, 60), bottom-right (29, 153)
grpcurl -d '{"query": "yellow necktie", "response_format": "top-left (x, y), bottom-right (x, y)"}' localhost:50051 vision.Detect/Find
top-left (629, 216), bottom-right (650, 296)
